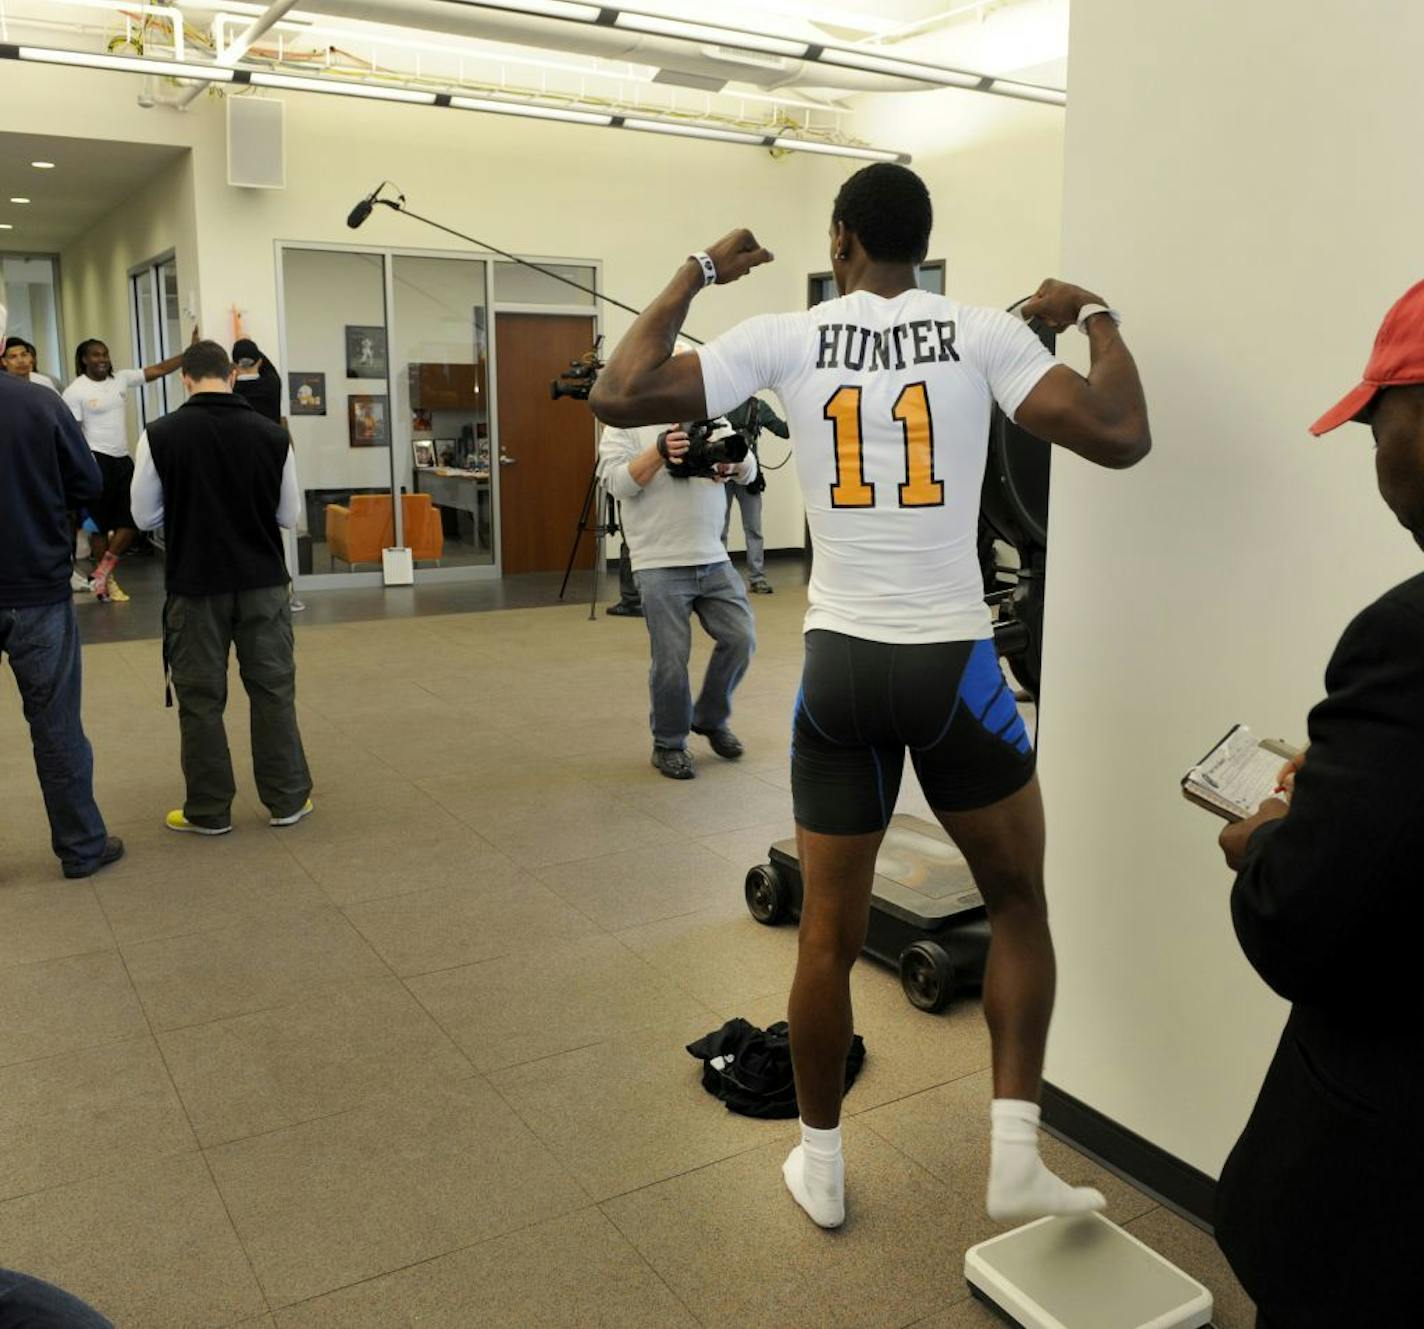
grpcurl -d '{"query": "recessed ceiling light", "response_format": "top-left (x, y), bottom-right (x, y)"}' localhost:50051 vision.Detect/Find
top-left (31, 161), bottom-right (56, 169)
top-left (10, 197), bottom-right (31, 204)
top-left (0, 223), bottom-right (13, 230)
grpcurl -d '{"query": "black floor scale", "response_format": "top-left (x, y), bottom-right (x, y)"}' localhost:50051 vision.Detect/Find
top-left (745, 814), bottom-right (991, 1012)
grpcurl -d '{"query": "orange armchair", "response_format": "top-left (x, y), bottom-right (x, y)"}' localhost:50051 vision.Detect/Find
top-left (325, 494), bottom-right (394, 569)
top-left (402, 493), bottom-right (444, 564)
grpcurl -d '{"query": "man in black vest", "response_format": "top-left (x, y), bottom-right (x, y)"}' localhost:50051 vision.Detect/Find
top-left (1214, 280), bottom-right (1424, 1328)
top-left (0, 300), bottom-right (123, 878)
top-left (131, 340), bottom-right (312, 835)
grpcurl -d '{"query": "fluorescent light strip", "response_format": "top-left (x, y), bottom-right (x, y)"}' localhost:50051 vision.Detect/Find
top-left (467, 0), bottom-right (603, 19)
top-left (622, 118), bottom-right (766, 145)
top-left (248, 72), bottom-right (436, 103)
top-left (816, 47), bottom-right (984, 89)
top-left (986, 80), bottom-right (1067, 106)
top-left (450, 96), bottom-right (612, 125)
top-left (772, 137), bottom-right (902, 163)
top-left (612, 12), bottom-right (808, 59)
top-left (16, 46), bottom-right (234, 82)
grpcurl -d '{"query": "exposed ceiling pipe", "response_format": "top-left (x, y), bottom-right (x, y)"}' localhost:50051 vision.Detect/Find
top-left (176, 0), bottom-right (302, 105)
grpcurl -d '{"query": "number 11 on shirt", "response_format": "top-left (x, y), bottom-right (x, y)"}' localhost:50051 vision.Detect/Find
top-left (824, 383), bottom-right (945, 511)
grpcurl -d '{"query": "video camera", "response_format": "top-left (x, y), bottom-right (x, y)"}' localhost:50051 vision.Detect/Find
top-left (550, 338), bottom-right (605, 401)
top-left (658, 418), bottom-right (750, 480)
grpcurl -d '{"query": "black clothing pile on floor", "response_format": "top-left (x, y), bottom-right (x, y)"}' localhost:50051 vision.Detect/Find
top-left (687, 1018), bottom-right (866, 1118)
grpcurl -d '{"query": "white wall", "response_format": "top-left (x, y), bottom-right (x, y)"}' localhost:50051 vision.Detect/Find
top-left (1040, 0), bottom-right (1424, 1176)
top-left (853, 88), bottom-right (1065, 310)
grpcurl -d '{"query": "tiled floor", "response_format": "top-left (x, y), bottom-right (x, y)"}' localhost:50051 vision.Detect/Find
top-left (0, 578), bottom-right (1253, 1327)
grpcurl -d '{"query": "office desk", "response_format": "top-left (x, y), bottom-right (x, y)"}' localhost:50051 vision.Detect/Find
top-left (414, 468), bottom-right (492, 555)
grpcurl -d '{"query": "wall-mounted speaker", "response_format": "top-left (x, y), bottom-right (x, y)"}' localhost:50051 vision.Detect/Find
top-left (227, 96), bottom-right (285, 190)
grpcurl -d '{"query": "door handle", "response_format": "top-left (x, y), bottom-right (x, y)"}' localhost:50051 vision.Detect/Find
top-left (499, 454), bottom-right (517, 465)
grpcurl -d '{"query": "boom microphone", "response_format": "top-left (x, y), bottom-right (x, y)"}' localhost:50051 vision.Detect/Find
top-left (346, 184), bottom-right (382, 229)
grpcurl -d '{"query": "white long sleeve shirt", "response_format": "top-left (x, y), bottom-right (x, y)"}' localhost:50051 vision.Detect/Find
top-left (130, 429), bottom-right (301, 531)
top-left (598, 423), bottom-right (757, 572)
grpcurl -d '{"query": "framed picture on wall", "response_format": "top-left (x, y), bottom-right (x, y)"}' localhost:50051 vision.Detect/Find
top-left (412, 439), bottom-right (435, 469)
top-left (348, 394), bottom-right (389, 448)
top-left (345, 325), bottom-right (387, 379)
top-left (288, 372), bottom-right (326, 416)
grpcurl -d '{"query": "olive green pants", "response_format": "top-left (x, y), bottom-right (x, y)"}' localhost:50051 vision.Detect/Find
top-left (165, 586), bottom-right (311, 826)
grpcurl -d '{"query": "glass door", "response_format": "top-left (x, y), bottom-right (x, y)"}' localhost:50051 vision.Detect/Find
top-left (129, 252), bottom-right (182, 425)
top-left (279, 247), bottom-right (395, 586)
top-left (391, 254), bottom-right (494, 573)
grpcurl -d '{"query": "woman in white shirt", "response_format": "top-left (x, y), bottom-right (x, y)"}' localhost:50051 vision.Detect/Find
top-left (2, 336), bottom-right (59, 393)
top-left (62, 333), bottom-right (192, 601)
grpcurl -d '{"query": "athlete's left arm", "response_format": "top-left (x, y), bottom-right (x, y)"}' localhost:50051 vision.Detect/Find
top-left (1015, 279), bottom-right (1151, 469)
top-left (590, 230), bottom-right (774, 429)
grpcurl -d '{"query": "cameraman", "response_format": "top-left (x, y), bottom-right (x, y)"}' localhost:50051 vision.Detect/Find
top-left (599, 409), bottom-right (758, 780)
top-left (722, 395), bottom-right (789, 594)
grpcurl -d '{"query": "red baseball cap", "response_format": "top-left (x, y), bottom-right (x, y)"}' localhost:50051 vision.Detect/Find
top-left (1311, 280), bottom-right (1424, 435)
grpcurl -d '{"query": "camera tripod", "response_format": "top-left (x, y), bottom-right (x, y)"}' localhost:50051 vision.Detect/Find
top-left (558, 462), bottom-right (617, 621)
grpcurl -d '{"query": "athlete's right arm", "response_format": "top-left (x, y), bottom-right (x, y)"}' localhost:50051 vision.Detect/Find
top-left (1015, 279), bottom-right (1151, 470)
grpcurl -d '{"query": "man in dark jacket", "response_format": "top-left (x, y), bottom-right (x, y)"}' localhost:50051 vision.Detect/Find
top-left (130, 340), bottom-right (312, 835)
top-left (0, 303), bottom-right (123, 878)
top-left (1215, 280), bottom-right (1424, 1329)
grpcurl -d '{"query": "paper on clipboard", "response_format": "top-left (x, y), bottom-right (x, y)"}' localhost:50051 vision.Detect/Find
top-left (1182, 725), bottom-right (1298, 821)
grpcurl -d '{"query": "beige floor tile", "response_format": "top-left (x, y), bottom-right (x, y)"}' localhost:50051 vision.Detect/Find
top-left (601, 1122), bottom-right (973, 1329)
top-left (94, 859), bottom-right (327, 946)
top-left (904, 1293), bottom-right (1008, 1327)
top-left (730, 961), bottom-right (993, 1117)
top-left (206, 1076), bottom-right (588, 1308)
top-left (158, 976), bottom-right (475, 1147)
top-left (0, 1153), bottom-right (268, 1328)
top-left (359, 727), bottom-right (539, 782)
top-left (284, 818), bottom-right (522, 906)
top-left (97, 814), bottom-right (302, 882)
top-left (632, 767), bottom-right (797, 838)
top-left (1125, 1206), bottom-right (1256, 1329)
top-left (0, 1036), bottom-right (197, 1200)
top-left (407, 934), bottom-right (715, 1072)
top-left (121, 906), bottom-right (389, 1030)
top-left (534, 840), bottom-right (745, 931)
top-left (859, 1069), bottom-right (1158, 1229)
top-left (490, 1016), bottom-right (795, 1201)
top-left (697, 817), bottom-right (799, 872)
top-left (615, 897), bottom-right (799, 1009)
top-left (0, 881), bottom-right (114, 967)
top-left (271, 1208), bottom-right (694, 1328)
top-left (0, 950), bottom-right (148, 1067)
top-left (341, 880), bottom-right (602, 976)
top-left (426, 771), bottom-right (682, 869)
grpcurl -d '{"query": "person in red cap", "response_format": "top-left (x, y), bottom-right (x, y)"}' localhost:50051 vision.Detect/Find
top-left (1213, 280), bottom-right (1424, 1329)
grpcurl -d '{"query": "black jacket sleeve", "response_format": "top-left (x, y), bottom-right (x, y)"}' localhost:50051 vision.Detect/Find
top-left (1231, 592), bottom-right (1424, 1010)
top-left (53, 399), bottom-right (102, 507)
top-left (756, 400), bottom-right (791, 438)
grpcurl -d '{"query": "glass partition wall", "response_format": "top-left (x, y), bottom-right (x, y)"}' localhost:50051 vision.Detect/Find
top-left (278, 243), bottom-right (599, 590)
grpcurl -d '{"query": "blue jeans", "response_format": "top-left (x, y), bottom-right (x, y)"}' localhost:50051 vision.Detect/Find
top-left (635, 562), bottom-right (755, 750)
top-left (0, 1267), bottom-right (113, 1326)
top-left (0, 603), bottom-right (108, 874)
top-left (721, 485), bottom-right (766, 579)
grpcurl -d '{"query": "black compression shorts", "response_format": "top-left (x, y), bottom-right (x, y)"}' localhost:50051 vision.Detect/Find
top-left (791, 631), bottom-right (1035, 836)
top-left (92, 452), bottom-right (136, 535)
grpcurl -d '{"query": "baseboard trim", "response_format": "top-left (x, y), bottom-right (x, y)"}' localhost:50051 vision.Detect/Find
top-left (1040, 1082), bottom-right (1217, 1231)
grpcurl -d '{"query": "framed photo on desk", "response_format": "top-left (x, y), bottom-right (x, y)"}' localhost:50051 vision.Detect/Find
top-left (412, 439), bottom-right (435, 469)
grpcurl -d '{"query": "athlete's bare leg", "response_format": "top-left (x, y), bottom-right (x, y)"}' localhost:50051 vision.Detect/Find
top-left (935, 774), bottom-right (1104, 1221)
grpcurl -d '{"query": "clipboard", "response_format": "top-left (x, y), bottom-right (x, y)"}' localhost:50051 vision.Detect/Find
top-left (1181, 724), bottom-right (1299, 822)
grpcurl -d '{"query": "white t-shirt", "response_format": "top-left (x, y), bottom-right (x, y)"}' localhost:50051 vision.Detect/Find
top-left (62, 368), bottom-right (148, 458)
top-left (29, 371), bottom-right (59, 395)
top-left (699, 289), bottom-right (1057, 644)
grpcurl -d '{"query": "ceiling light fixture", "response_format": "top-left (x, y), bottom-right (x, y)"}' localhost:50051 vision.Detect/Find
top-left (771, 137), bottom-right (902, 162)
top-left (30, 162), bottom-right (56, 170)
top-left (247, 72), bottom-right (437, 103)
top-left (0, 224), bottom-right (13, 230)
top-left (816, 47), bottom-right (986, 89)
top-left (611, 13), bottom-right (808, 59)
top-left (622, 118), bottom-right (767, 145)
top-left (13, 45), bottom-right (235, 83)
top-left (10, 197), bottom-right (31, 204)
top-left (469, 0), bottom-right (603, 19)
top-left (450, 95), bottom-right (612, 125)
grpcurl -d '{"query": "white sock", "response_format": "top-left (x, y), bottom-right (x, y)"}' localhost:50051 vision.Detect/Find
top-left (987, 1099), bottom-right (1105, 1222)
top-left (783, 1122), bottom-right (845, 1229)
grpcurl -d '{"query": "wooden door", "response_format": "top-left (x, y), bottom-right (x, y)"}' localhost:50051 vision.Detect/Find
top-left (495, 312), bottom-right (598, 574)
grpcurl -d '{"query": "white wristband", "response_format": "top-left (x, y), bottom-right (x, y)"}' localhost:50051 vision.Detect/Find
top-left (690, 252), bottom-right (717, 288)
top-left (1077, 302), bottom-right (1121, 331)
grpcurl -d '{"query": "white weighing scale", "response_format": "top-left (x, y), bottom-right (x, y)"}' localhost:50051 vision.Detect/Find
top-left (965, 1213), bottom-right (1214, 1329)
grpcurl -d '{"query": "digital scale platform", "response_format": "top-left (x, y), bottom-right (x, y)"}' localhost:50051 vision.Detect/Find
top-left (966, 1213), bottom-right (1214, 1329)
top-left (746, 814), bottom-right (992, 1012)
